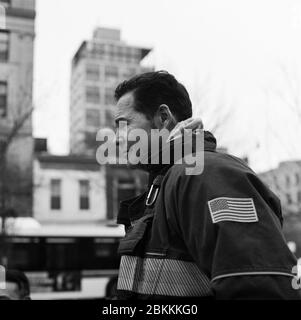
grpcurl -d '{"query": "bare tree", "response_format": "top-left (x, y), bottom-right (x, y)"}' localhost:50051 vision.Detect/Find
top-left (261, 64), bottom-right (301, 216)
top-left (0, 75), bottom-right (34, 235)
top-left (191, 73), bottom-right (233, 147)
top-left (0, 73), bottom-right (35, 268)
top-left (274, 63), bottom-right (301, 122)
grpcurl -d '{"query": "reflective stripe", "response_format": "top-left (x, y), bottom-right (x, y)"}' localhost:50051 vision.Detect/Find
top-left (212, 271), bottom-right (294, 282)
top-left (117, 255), bottom-right (213, 297)
top-left (145, 252), bottom-right (166, 257)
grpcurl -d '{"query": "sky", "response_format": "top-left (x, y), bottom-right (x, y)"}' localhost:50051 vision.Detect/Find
top-left (33, 0), bottom-right (301, 173)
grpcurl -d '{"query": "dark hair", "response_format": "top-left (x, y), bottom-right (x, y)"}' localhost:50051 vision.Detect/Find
top-left (6, 270), bottom-right (30, 299)
top-left (114, 71), bottom-right (192, 121)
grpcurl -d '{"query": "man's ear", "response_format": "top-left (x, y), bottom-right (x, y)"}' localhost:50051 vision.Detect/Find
top-left (153, 104), bottom-right (178, 130)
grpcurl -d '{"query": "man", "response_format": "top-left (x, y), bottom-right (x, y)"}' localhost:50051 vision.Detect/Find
top-left (113, 70), bottom-right (300, 299)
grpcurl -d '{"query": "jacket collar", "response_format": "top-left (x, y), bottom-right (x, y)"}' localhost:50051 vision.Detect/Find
top-left (147, 130), bottom-right (217, 185)
top-left (116, 130), bottom-right (217, 225)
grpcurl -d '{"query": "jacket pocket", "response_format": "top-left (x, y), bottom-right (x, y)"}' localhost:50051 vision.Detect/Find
top-left (118, 213), bottom-right (153, 255)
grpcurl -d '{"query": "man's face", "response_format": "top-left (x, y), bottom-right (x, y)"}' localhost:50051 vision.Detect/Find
top-left (115, 91), bottom-right (153, 167)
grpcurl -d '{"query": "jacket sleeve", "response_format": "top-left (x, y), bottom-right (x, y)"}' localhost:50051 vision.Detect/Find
top-left (164, 155), bottom-right (301, 300)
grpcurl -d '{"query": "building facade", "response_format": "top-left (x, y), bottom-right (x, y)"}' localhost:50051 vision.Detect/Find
top-left (0, 0), bottom-right (35, 216)
top-left (69, 27), bottom-right (153, 155)
top-left (105, 164), bottom-right (148, 221)
top-left (34, 154), bottom-right (107, 224)
top-left (33, 153), bottom-right (148, 224)
top-left (259, 160), bottom-right (301, 215)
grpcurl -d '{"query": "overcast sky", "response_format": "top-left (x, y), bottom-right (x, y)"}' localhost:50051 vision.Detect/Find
top-left (33, 0), bottom-right (301, 172)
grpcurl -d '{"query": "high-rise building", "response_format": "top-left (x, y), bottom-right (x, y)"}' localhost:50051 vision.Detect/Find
top-left (70, 27), bottom-right (153, 155)
top-left (0, 0), bottom-right (36, 216)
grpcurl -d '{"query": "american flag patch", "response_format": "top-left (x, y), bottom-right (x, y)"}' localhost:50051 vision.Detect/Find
top-left (208, 197), bottom-right (258, 223)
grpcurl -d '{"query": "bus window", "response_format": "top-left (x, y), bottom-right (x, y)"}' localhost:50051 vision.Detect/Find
top-left (45, 238), bottom-right (79, 271)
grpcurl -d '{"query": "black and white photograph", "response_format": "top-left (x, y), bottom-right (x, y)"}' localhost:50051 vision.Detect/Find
top-left (0, 0), bottom-right (301, 310)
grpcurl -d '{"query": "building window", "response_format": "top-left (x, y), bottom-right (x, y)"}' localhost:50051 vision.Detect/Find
top-left (296, 173), bottom-right (300, 185)
top-left (105, 66), bottom-right (118, 81)
top-left (105, 109), bottom-right (114, 128)
top-left (79, 180), bottom-right (90, 210)
top-left (286, 175), bottom-right (290, 187)
top-left (104, 88), bottom-right (115, 105)
top-left (86, 109), bottom-right (100, 127)
top-left (84, 131), bottom-right (97, 150)
top-left (116, 46), bottom-right (123, 61)
top-left (50, 179), bottom-right (61, 210)
top-left (116, 178), bottom-right (136, 208)
top-left (111, 177), bottom-right (137, 219)
top-left (107, 44), bottom-right (115, 59)
top-left (0, 81), bottom-right (7, 117)
top-left (0, 30), bottom-right (9, 61)
top-left (125, 48), bottom-right (135, 63)
top-left (91, 43), bottom-right (105, 56)
top-left (86, 86), bottom-right (100, 103)
top-left (286, 193), bottom-right (292, 205)
top-left (86, 64), bottom-right (100, 81)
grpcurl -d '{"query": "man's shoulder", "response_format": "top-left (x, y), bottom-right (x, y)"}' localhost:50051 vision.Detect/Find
top-left (165, 150), bottom-right (254, 184)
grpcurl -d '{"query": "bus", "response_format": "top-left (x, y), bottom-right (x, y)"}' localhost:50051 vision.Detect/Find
top-left (1, 222), bottom-right (125, 300)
